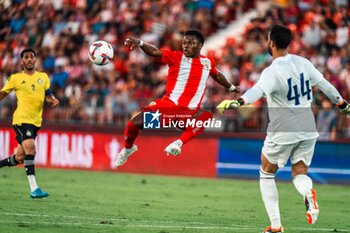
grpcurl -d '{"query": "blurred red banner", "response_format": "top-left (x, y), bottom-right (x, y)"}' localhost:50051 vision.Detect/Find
top-left (0, 128), bottom-right (217, 177)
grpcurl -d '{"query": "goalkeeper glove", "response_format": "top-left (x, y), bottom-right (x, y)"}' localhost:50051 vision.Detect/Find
top-left (217, 99), bottom-right (243, 114)
top-left (337, 100), bottom-right (350, 115)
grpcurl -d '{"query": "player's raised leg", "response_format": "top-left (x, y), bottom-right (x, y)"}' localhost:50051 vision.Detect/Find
top-left (0, 154), bottom-right (19, 168)
top-left (291, 139), bottom-right (319, 224)
top-left (21, 139), bottom-right (48, 198)
top-left (260, 154), bottom-right (283, 233)
top-left (115, 113), bottom-right (142, 166)
top-left (0, 145), bottom-right (25, 168)
top-left (164, 111), bottom-right (213, 156)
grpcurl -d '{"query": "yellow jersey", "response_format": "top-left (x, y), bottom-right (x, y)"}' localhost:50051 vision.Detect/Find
top-left (1, 71), bottom-right (51, 127)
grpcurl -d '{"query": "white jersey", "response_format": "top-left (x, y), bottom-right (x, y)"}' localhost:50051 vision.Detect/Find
top-left (243, 54), bottom-right (325, 144)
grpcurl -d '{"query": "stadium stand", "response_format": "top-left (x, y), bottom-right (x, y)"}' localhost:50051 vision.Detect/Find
top-left (0, 0), bottom-right (349, 139)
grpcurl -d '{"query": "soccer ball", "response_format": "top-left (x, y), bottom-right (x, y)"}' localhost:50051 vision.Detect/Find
top-left (88, 40), bottom-right (114, 65)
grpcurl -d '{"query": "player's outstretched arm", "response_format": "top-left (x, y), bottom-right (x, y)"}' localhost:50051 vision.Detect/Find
top-left (124, 37), bottom-right (162, 59)
top-left (0, 91), bottom-right (8, 101)
top-left (45, 94), bottom-right (59, 107)
top-left (216, 85), bottom-right (264, 113)
top-left (211, 71), bottom-right (240, 93)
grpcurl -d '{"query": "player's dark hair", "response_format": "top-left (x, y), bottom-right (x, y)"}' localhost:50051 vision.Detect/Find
top-left (184, 30), bottom-right (205, 44)
top-left (269, 25), bottom-right (292, 49)
top-left (20, 48), bottom-right (36, 58)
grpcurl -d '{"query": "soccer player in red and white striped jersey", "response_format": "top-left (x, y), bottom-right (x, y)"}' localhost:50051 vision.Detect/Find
top-left (115, 30), bottom-right (239, 166)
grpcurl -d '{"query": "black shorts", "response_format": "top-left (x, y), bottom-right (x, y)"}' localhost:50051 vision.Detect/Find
top-left (13, 123), bottom-right (40, 144)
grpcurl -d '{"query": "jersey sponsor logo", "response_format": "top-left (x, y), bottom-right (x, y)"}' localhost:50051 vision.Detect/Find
top-left (143, 110), bottom-right (161, 129)
top-left (37, 78), bottom-right (43, 85)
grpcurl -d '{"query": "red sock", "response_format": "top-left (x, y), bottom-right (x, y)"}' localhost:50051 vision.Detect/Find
top-left (124, 121), bottom-right (141, 148)
top-left (179, 111), bottom-right (213, 144)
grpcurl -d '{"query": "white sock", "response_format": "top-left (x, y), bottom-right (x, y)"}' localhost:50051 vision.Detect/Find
top-left (293, 174), bottom-right (313, 197)
top-left (260, 169), bottom-right (281, 229)
top-left (27, 175), bottom-right (38, 192)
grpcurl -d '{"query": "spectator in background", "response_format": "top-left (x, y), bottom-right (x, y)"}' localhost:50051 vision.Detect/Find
top-left (51, 65), bottom-right (69, 90)
top-left (317, 98), bottom-right (337, 141)
top-left (302, 21), bottom-right (322, 49)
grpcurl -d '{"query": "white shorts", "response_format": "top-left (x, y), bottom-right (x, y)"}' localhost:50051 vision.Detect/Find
top-left (262, 137), bottom-right (317, 168)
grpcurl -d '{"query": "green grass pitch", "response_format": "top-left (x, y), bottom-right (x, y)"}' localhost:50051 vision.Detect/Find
top-left (0, 168), bottom-right (349, 233)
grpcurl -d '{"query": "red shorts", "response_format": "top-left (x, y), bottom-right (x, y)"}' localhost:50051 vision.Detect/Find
top-left (143, 97), bottom-right (197, 125)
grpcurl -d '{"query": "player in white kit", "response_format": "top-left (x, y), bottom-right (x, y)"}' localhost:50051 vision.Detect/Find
top-left (217, 25), bottom-right (350, 233)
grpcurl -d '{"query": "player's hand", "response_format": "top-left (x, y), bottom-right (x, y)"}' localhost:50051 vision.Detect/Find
top-left (51, 97), bottom-right (59, 107)
top-left (216, 99), bottom-right (240, 114)
top-left (338, 100), bottom-right (350, 116)
top-left (124, 37), bottom-right (142, 50)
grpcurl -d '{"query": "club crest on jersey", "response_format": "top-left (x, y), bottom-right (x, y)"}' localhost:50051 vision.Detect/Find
top-left (26, 130), bottom-right (32, 137)
top-left (201, 60), bottom-right (210, 70)
top-left (37, 78), bottom-right (43, 84)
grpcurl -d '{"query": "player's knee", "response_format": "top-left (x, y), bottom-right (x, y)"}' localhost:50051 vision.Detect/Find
top-left (291, 161), bottom-right (308, 176)
top-left (261, 154), bottom-right (279, 174)
top-left (23, 146), bottom-right (36, 155)
top-left (15, 154), bottom-right (25, 164)
top-left (129, 114), bottom-right (143, 128)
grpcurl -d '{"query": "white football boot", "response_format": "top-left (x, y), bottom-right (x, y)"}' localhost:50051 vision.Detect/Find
top-left (115, 145), bottom-right (138, 166)
top-left (164, 139), bottom-right (183, 156)
top-left (305, 188), bottom-right (319, 224)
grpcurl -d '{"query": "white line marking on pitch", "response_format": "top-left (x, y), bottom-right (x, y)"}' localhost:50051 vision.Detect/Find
top-left (0, 212), bottom-right (251, 227)
top-left (0, 213), bottom-right (349, 232)
top-left (0, 220), bottom-right (348, 232)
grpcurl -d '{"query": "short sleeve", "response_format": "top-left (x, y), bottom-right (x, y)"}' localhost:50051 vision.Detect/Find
top-left (160, 49), bottom-right (179, 65)
top-left (1, 75), bottom-right (15, 93)
top-left (209, 58), bottom-right (218, 76)
top-left (44, 73), bottom-right (50, 90)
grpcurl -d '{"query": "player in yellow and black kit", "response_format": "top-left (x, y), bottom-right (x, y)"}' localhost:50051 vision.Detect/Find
top-left (0, 48), bottom-right (59, 198)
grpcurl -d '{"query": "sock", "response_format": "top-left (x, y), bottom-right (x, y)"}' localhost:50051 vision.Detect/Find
top-left (293, 174), bottom-right (313, 197)
top-left (179, 111), bottom-right (213, 144)
top-left (260, 168), bottom-right (281, 229)
top-left (0, 154), bottom-right (19, 168)
top-left (124, 121), bottom-right (141, 149)
top-left (24, 154), bottom-right (38, 192)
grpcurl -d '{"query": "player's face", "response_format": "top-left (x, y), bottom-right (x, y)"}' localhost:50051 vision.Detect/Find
top-left (21, 52), bottom-right (36, 71)
top-left (182, 35), bottom-right (202, 58)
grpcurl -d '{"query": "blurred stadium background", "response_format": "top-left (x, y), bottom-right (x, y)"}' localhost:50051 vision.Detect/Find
top-left (0, 0), bottom-right (349, 177)
top-left (1, 0), bottom-right (350, 232)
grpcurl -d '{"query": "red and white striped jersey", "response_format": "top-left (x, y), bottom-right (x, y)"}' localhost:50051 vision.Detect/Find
top-left (161, 49), bottom-right (218, 109)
